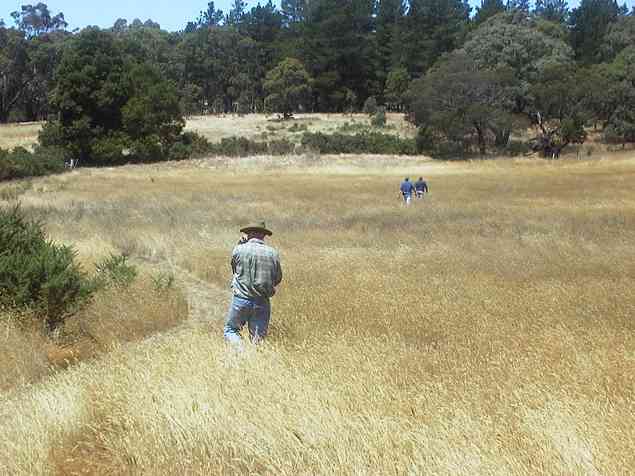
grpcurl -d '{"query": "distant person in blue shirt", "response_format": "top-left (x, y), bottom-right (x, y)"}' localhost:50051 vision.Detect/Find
top-left (400, 177), bottom-right (415, 205)
top-left (415, 177), bottom-right (428, 199)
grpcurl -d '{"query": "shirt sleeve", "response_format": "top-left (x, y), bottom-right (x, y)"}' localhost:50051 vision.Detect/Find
top-left (230, 246), bottom-right (239, 274)
top-left (273, 252), bottom-right (282, 287)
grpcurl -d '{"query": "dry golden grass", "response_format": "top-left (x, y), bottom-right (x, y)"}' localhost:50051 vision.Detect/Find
top-left (0, 314), bottom-right (51, 393)
top-left (0, 113), bottom-right (414, 151)
top-left (185, 112), bottom-right (415, 144)
top-left (0, 122), bottom-right (42, 150)
top-left (0, 152), bottom-right (634, 475)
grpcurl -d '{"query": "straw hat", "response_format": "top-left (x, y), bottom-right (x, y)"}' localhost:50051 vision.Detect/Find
top-left (240, 220), bottom-right (272, 236)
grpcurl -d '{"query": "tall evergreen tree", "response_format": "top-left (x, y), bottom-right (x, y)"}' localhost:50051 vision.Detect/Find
top-left (533, 0), bottom-right (569, 23)
top-left (398, 0), bottom-right (470, 76)
top-left (569, 0), bottom-right (628, 63)
top-left (281, 0), bottom-right (306, 26)
top-left (474, 0), bottom-right (506, 24)
top-left (227, 0), bottom-right (247, 26)
top-left (298, 0), bottom-right (377, 110)
top-left (375, 0), bottom-right (405, 84)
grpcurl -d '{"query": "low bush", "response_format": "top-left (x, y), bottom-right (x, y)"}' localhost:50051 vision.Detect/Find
top-left (268, 139), bottom-right (296, 155)
top-left (363, 96), bottom-right (378, 115)
top-left (300, 131), bottom-right (416, 155)
top-left (0, 146), bottom-right (67, 182)
top-left (288, 122), bottom-right (308, 133)
top-left (210, 137), bottom-right (269, 157)
top-left (92, 254), bottom-right (138, 289)
top-left (504, 140), bottom-right (532, 157)
top-left (371, 107), bottom-right (387, 128)
top-left (0, 205), bottom-right (91, 329)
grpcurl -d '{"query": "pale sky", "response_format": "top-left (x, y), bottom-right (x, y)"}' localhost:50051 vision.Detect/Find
top-left (2, 0), bottom-right (634, 33)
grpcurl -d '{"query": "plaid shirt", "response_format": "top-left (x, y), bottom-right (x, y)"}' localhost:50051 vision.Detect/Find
top-left (231, 238), bottom-right (282, 300)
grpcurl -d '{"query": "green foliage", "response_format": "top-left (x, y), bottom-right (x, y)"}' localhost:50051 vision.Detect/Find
top-left (268, 139), bottom-right (296, 155)
top-left (41, 28), bottom-right (184, 165)
top-left (463, 11), bottom-right (573, 112)
top-left (300, 131), bottom-right (416, 155)
top-left (93, 254), bottom-right (138, 289)
top-left (534, 0), bottom-right (569, 24)
top-left (569, 0), bottom-right (628, 64)
top-left (152, 272), bottom-right (175, 292)
top-left (408, 52), bottom-right (518, 156)
top-left (210, 137), bottom-right (268, 157)
top-left (0, 205), bottom-right (90, 329)
top-left (371, 107), bottom-right (387, 128)
top-left (288, 122), bottom-right (308, 133)
top-left (384, 67), bottom-right (410, 111)
top-left (529, 64), bottom-right (588, 157)
top-left (362, 96), bottom-right (378, 115)
top-left (264, 58), bottom-right (313, 118)
top-left (474, 0), bottom-right (506, 25)
top-left (0, 146), bottom-right (67, 181)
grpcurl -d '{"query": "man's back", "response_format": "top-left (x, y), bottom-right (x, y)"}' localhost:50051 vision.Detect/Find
top-left (415, 179), bottom-right (428, 192)
top-left (231, 239), bottom-right (282, 300)
top-left (400, 180), bottom-right (414, 194)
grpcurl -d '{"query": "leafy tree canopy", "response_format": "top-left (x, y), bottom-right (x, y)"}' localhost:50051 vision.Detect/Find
top-left (264, 57), bottom-right (312, 118)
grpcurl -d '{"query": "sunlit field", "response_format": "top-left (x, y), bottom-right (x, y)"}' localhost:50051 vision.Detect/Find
top-left (0, 113), bottom-right (415, 151)
top-left (1, 152), bottom-right (634, 474)
top-left (0, 122), bottom-right (43, 150)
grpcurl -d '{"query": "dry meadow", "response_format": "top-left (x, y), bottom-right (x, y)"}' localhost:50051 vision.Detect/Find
top-left (0, 150), bottom-right (634, 475)
top-left (0, 113), bottom-right (415, 152)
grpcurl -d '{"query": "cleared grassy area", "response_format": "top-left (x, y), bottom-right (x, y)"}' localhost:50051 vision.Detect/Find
top-left (0, 154), bottom-right (634, 474)
top-left (0, 113), bottom-right (415, 151)
top-left (0, 122), bottom-right (43, 150)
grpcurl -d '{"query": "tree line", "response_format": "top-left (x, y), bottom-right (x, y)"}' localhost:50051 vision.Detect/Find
top-left (1, 0), bottom-right (635, 160)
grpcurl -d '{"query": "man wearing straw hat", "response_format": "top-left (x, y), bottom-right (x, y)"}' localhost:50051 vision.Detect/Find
top-left (224, 221), bottom-right (282, 344)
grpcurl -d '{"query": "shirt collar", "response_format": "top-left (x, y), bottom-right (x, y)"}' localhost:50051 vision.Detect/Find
top-left (249, 238), bottom-right (265, 244)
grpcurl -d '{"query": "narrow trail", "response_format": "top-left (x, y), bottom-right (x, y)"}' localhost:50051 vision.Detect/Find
top-left (137, 258), bottom-right (230, 327)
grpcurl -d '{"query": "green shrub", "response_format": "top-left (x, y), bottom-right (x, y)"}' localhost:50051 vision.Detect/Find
top-left (300, 132), bottom-right (416, 155)
top-left (0, 147), bottom-right (67, 182)
top-left (91, 134), bottom-right (130, 165)
top-left (415, 127), bottom-right (435, 153)
top-left (268, 139), bottom-right (296, 155)
top-left (0, 205), bottom-right (90, 329)
top-left (93, 254), bottom-right (138, 289)
top-left (504, 140), bottom-right (532, 157)
top-left (363, 96), bottom-right (378, 115)
top-left (371, 107), bottom-right (387, 128)
top-left (180, 132), bottom-right (211, 158)
top-left (337, 122), bottom-right (368, 134)
top-left (288, 123), bottom-right (308, 133)
top-left (211, 137), bottom-right (268, 157)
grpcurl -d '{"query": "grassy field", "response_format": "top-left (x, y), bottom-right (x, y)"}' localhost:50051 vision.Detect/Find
top-left (0, 152), bottom-right (634, 474)
top-left (0, 121), bottom-right (43, 150)
top-left (0, 113), bottom-right (416, 151)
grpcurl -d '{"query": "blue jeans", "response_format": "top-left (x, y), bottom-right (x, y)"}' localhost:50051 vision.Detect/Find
top-left (224, 295), bottom-right (271, 344)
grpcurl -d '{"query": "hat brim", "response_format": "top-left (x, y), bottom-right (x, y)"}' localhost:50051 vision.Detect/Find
top-left (240, 226), bottom-right (272, 236)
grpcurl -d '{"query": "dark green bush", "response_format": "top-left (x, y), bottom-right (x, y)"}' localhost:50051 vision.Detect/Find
top-left (91, 133), bottom-right (130, 165)
top-left (268, 139), bottom-right (296, 155)
top-left (288, 122), bottom-right (308, 133)
top-left (371, 107), bottom-right (387, 128)
top-left (363, 96), bottom-right (378, 115)
top-left (415, 127), bottom-right (435, 153)
top-left (0, 146), bottom-right (67, 181)
top-left (300, 132), bottom-right (416, 155)
top-left (210, 137), bottom-right (268, 157)
top-left (0, 206), bottom-right (90, 329)
top-left (175, 132), bottom-right (211, 159)
top-left (504, 140), bottom-right (532, 157)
